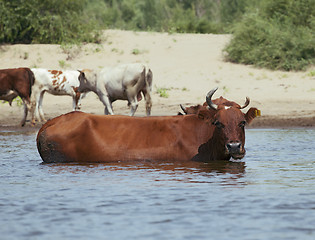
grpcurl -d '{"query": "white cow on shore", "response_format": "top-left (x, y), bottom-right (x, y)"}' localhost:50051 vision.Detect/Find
top-left (78, 63), bottom-right (153, 116)
top-left (31, 68), bottom-right (84, 124)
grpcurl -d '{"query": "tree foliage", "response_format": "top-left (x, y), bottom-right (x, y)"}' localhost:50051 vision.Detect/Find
top-left (84, 0), bottom-right (240, 34)
top-left (1, 0), bottom-right (313, 71)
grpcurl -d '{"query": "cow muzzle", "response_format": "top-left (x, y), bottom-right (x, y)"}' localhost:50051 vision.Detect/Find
top-left (226, 142), bottom-right (245, 159)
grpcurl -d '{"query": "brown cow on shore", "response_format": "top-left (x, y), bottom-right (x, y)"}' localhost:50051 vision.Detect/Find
top-left (0, 68), bottom-right (35, 126)
top-left (37, 88), bottom-right (259, 163)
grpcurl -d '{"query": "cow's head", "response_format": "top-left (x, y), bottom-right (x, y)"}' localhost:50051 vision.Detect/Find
top-left (77, 69), bottom-right (95, 93)
top-left (205, 87), bottom-right (259, 160)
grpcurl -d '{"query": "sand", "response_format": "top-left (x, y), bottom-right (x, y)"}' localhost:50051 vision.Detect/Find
top-left (1, 29), bottom-right (315, 130)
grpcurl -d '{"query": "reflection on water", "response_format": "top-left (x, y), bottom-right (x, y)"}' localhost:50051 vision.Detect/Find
top-left (44, 160), bottom-right (246, 176)
top-left (43, 160), bottom-right (246, 188)
top-left (1, 129), bottom-right (315, 240)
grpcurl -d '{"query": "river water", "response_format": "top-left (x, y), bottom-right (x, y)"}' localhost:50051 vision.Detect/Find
top-left (0, 128), bottom-right (315, 240)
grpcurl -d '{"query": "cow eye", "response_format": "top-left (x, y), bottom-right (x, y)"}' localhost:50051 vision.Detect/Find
top-left (213, 120), bottom-right (224, 129)
top-left (239, 121), bottom-right (246, 128)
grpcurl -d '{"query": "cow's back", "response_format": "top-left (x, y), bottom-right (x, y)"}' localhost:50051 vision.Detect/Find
top-left (32, 68), bottom-right (79, 94)
top-left (99, 63), bottom-right (145, 92)
top-left (100, 63), bottom-right (144, 82)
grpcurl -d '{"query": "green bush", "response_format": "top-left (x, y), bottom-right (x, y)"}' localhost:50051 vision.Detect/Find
top-left (0, 0), bottom-right (101, 44)
top-left (224, 0), bottom-right (315, 71)
top-left (0, 0), bottom-right (257, 44)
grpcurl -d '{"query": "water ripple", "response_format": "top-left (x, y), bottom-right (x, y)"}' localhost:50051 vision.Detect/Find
top-left (1, 129), bottom-right (315, 240)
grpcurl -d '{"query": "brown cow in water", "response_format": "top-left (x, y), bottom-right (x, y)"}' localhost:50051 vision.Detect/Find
top-left (37, 88), bottom-right (259, 163)
top-left (179, 95), bottom-right (251, 115)
top-left (0, 68), bottom-right (35, 126)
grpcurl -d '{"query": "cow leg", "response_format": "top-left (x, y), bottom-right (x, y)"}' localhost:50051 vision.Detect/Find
top-left (38, 91), bottom-right (47, 122)
top-left (31, 89), bottom-right (42, 124)
top-left (127, 97), bottom-right (138, 116)
top-left (33, 91), bottom-right (46, 123)
top-left (30, 88), bottom-right (39, 124)
top-left (77, 92), bottom-right (87, 110)
top-left (104, 106), bottom-right (109, 115)
top-left (130, 103), bottom-right (138, 116)
top-left (73, 92), bottom-right (83, 111)
top-left (126, 89), bottom-right (139, 116)
top-left (20, 98), bottom-right (32, 127)
top-left (73, 96), bottom-right (78, 111)
top-left (31, 97), bottom-right (40, 125)
top-left (30, 100), bottom-right (36, 126)
top-left (98, 93), bottom-right (114, 115)
top-left (20, 103), bottom-right (28, 127)
top-left (142, 90), bottom-right (152, 116)
top-left (104, 101), bottom-right (114, 115)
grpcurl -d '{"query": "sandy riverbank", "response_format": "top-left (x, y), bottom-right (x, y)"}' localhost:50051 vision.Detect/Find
top-left (1, 29), bottom-right (315, 130)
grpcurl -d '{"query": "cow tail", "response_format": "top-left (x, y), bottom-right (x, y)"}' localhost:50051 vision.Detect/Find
top-left (139, 67), bottom-right (146, 88)
top-left (27, 68), bottom-right (35, 97)
top-left (144, 67), bottom-right (153, 115)
top-left (145, 68), bottom-right (153, 90)
top-left (132, 67), bottom-right (147, 93)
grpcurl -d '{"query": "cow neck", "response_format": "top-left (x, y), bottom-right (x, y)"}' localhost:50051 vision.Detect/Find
top-left (87, 72), bottom-right (98, 94)
top-left (191, 128), bottom-right (228, 161)
top-left (183, 114), bottom-right (216, 161)
top-left (190, 112), bottom-right (231, 161)
top-left (208, 128), bottom-right (230, 160)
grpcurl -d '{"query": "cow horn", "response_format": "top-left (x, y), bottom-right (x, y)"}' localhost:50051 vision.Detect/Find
top-left (206, 87), bottom-right (218, 110)
top-left (240, 97), bottom-right (250, 109)
top-left (180, 104), bottom-right (187, 114)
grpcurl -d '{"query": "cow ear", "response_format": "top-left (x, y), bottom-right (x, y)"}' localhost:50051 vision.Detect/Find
top-left (78, 70), bottom-right (85, 77)
top-left (245, 107), bottom-right (261, 124)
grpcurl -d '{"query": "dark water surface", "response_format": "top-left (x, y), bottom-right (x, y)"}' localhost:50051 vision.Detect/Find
top-left (1, 129), bottom-right (315, 240)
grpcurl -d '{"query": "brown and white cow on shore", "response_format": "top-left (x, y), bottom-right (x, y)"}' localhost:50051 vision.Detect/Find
top-left (0, 68), bottom-right (35, 126)
top-left (31, 68), bottom-right (84, 124)
top-left (78, 63), bottom-right (153, 116)
top-left (37, 88), bottom-right (259, 163)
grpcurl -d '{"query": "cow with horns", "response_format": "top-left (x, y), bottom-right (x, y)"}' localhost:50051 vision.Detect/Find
top-left (36, 88), bottom-right (260, 163)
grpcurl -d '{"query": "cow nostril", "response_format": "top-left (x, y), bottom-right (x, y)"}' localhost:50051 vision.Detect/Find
top-left (227, 142), bottom-right (241, 150)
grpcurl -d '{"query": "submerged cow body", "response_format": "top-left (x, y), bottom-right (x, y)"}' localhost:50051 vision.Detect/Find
top-left (31, 68), bottom-right (84, 124)
top-left (37, 88), bottom-right (259, 163)
top-left (0, 68), bottom-right (35, 126)
top-left (78, 63), bottom-right (153, 116)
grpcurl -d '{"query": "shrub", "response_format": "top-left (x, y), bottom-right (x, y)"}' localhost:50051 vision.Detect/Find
top-left (0, 0), bottom-right (259, 44)
top-left (224, 0), bottom-right (315, 71)
top-left (0, 0), bottom-right (101, 44)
